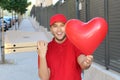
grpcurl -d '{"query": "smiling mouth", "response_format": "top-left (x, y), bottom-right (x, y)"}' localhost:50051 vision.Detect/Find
top-left (56, 32), bottom-right (62, 35)
top-left (57, 33), bottom-right (63, 37)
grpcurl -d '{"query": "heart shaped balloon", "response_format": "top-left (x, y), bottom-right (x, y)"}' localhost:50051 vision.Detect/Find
top-left (65, 17), bottom-right (108, 55)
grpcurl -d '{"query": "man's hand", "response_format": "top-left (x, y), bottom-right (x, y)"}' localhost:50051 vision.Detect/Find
top-left (37, 41), bottom-right (48, 58)
top-left (77, 54), bottom-right (93, 70)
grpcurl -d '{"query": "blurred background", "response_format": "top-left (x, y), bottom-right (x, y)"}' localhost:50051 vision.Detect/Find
top-left (0, 0), bottom-right (120, 80)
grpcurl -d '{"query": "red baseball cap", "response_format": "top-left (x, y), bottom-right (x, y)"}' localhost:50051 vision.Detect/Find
top-left (50, 14), bottom-right (67, 26)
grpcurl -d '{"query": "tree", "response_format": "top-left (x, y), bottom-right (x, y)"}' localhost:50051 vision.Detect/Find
top-left (1, 0), bottom-right (31, 29)
top-left (0, 0), bottom-right (31, 15)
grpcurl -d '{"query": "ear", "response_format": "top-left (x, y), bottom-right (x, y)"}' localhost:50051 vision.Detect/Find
top-left (50, 27), bottom-right (53, 33)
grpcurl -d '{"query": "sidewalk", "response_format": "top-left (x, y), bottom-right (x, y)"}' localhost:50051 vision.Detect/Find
top-left (0, 18), bottom-right (51, 80)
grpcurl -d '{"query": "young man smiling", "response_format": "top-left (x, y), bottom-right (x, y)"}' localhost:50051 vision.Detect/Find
top-left (37, 14), bottom-right (93, 80)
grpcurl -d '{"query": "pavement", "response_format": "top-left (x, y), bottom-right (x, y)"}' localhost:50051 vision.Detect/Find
top-left (0, 17), bottom-right (52, 80)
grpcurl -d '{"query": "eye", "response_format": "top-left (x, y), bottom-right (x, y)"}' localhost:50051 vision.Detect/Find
top-left (60, 24), bottom-right (65, 27)
top-left (52, 24), bottom-right (57, 28)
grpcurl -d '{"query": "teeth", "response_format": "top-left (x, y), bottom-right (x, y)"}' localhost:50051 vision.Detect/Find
top-left (57, 32), bottom-right (62, 35)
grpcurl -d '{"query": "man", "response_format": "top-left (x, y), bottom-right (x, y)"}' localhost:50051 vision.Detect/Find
top-left (37, 14), bottom-right (93, 80)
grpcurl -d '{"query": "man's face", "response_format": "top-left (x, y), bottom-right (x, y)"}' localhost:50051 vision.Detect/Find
top-left (50, 22), bottom-right (66, 43)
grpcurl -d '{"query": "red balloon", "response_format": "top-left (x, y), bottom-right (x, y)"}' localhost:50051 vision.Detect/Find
top-left (65, 17), bottom-right (108, 55)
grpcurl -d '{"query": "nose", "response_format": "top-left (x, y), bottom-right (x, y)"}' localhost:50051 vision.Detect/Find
top-left (57, 26), bottom-right (62, 32)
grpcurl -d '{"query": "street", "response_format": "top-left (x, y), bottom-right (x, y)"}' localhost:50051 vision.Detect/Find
top-left (0, 18), bottom-right (41, 80)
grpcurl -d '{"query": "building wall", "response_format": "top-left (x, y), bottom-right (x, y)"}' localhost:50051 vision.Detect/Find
top-left (35, 0), bottom-right (52, 7)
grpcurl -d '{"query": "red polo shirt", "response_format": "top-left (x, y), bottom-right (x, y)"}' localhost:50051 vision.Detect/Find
top-left (38, 38), bottom-right (82, 80)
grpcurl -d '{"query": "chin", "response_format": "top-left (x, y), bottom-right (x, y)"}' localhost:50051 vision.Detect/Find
top-left (55, 35), bottom-right (66, 41)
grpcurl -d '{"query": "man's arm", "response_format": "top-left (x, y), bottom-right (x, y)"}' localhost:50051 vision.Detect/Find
top-left (38, 57), bottom-right (50, 80)
top-left (77, 54), bottom-right (93, 70)
top-left (37, 41), bottom-right (50, 80)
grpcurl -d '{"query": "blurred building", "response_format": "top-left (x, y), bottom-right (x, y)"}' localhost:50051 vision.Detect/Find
top-left (35, 0), bottom-right (53, 7)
